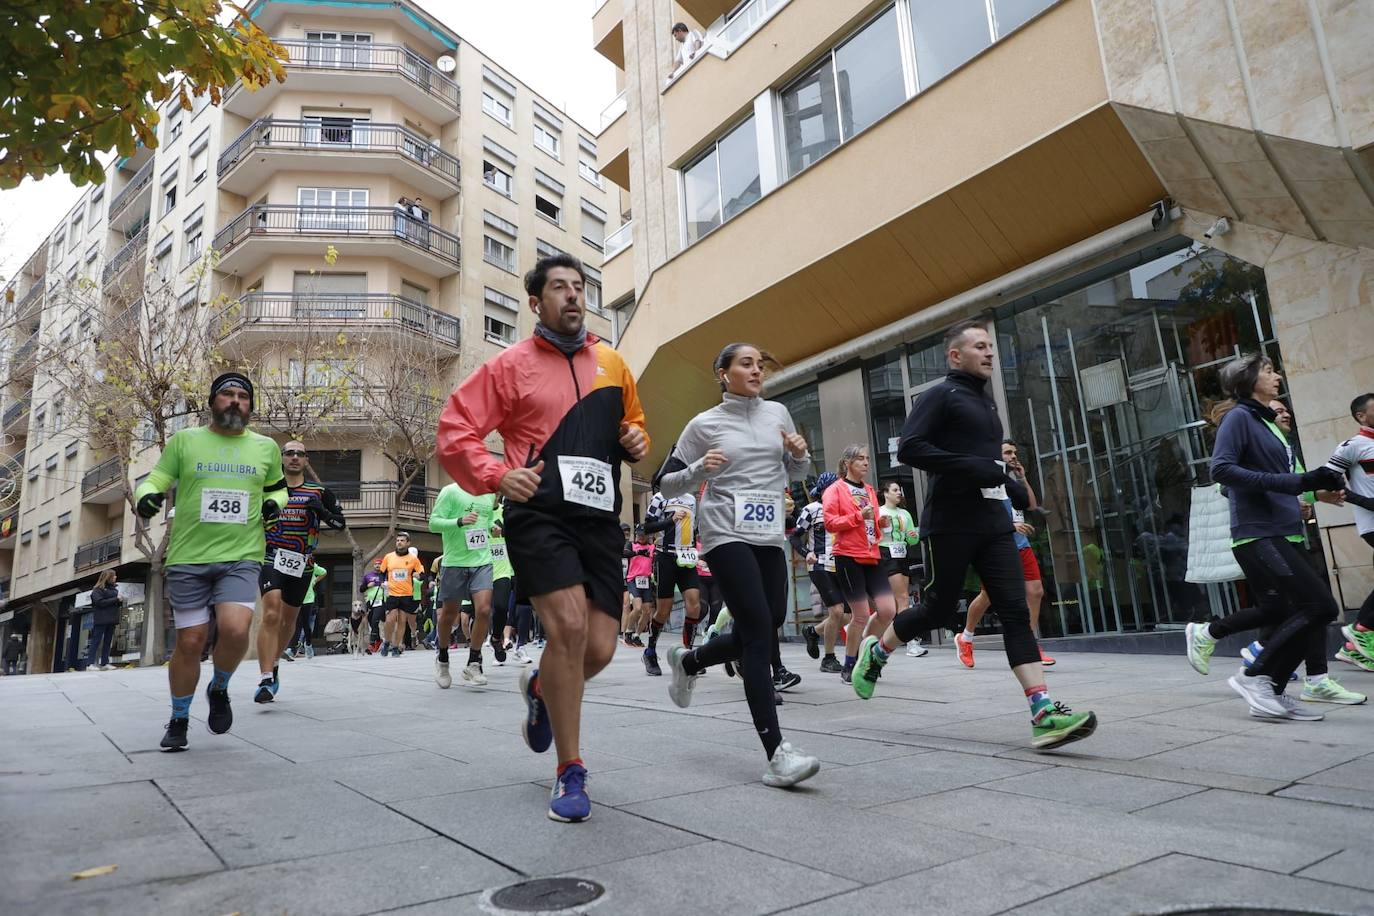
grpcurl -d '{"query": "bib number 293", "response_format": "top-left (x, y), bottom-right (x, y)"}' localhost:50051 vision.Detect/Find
top-left (558, 457), bottom-right (614, 512)
top-left (734, 490), bottom-right (784, 536)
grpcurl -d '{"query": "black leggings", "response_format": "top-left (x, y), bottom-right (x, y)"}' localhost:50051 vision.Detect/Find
top-left (1231, 537), bottom-right (1339, 685)
top-left (491, 577), bottom-right (513, 644)
top-left (700, 576), bottom-right (724, 628)
top-left (1208, 544), bottom-right (1331, 676)
top-left (892, 531), bottom-right (1039, 668)
top-left (683, 542), bottom-right (787, 758)
top-left (513, 603), bottom-right (534, 645)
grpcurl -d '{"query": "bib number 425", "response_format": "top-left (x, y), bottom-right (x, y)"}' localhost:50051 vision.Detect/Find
top-left (558, 457), bottom-right (614, 512)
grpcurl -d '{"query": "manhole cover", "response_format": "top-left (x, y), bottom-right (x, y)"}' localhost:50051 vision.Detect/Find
top-left (489, 878), bottom-right (605, 913)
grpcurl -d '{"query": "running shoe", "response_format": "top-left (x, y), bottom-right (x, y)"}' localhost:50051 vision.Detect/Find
top-left (254, 677), bottom-right (275, 704)
top-left (841, 666), bottom-right (852, 685)
top-left (1226, 668), bottom-right (1288, 718)
top-left (1240, 641), bottom-right (1298, 681)
top-left (1300, 676), bottom-right (1366, 705)
top-left (665, 646), bottom-right (698, 708)
top-left (763, 742), bottom-right (820, 787)
top-left (629, 635), bottom-right (645, 648)
top-left (724, 659), bottom-right (736, 677)
top-left (905, 639), bottom-right (928, 658)
top-left (1337, 646), bottom-right (1374, 672)
top-left (642, 650), bottom-right (662, 677)
top-left (1341, 625), bottom-right (1374, 661)
top-left (304, 644), bottom-right (315, 659)
top-left (282, 647), bottom-right (295, 661)
top-left (492, 641), bottom-right (507, 665)
top-left (435, 658), bottom-right (451, 689)
top-left (1184, 622), bottom-right (1216, 675)
top-left (512, 646), bottom-right (533, 665)
top-left (1039, 647), bottom-right (1056, 667)
top-left (819, 655), bottom-right (843, 674)
top-left (460, 662), bottom-right (487, 686)
top-left (1272, 692), bottom-right (1324, 720)
top-left (714, 605), bottom-right (734, 635)
top-left (774, 667), bottom-right (801, 691)
top-left (803, 625), bottom-right (820, 660)
top-left (954, 631), bottom-right (975, 668)
top-left (852, 636), bottom-right (885, 700)
top-left (1030, 702), bottom-right (1097, 750)
top-left (160, 717), bottom-right (189, 752)
top-left (548, 763), bottom-right (590, 822)
top-left (206, 685), bottom-right (232, 735)
top-left (520, 669), bottom-right (553, 753)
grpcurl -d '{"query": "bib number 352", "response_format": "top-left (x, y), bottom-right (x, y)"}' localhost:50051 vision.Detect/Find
top-left (273, 549), bottom-right (307, 577)
top-left (734, 490), bottom-right (784, 536)
top-left (200, 488), bottom-right (249, 524)
top-left (558, 456), bottom-right (613, 512)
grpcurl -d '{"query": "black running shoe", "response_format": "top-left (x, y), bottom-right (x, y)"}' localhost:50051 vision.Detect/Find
top-left (841, 667), bottom-right (853, 685)
top-left (774, 667), bottom-right (801, 691)
top-left (819, 655), bottom-right (843, 673)
top-left (206, 685), bottom-right (233, 734)
top-left (254, 680), bottom-right (275, 704)
top-left (643, 651), bottom-right (662, 677)
top-left (724, 659), bottom-right (736, 678)
top-left (492, 640), bottom-right (508, 665)
top-left (803, 625), bottom-right (820, 660)
top-left (161, 717), bottom-right (189, 751)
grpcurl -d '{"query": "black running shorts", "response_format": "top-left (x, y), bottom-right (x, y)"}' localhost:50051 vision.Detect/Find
top-left (808, 567), bottom-right (845, 608)
top-left (504, 504), bottom-right (622, 619)
top-left (384, 595), bottom-right (418, 614)
top-left (655, 549), bottom-right (701, 600)
top-left (259, 560), bottom-right (312, 607)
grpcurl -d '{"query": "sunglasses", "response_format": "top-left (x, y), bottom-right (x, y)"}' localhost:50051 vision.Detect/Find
top-left (282, 449), bottom-right (308, 457)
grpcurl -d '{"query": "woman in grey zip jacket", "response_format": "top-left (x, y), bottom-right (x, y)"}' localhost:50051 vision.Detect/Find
top-left (657, 342), bottom-right (821, 788)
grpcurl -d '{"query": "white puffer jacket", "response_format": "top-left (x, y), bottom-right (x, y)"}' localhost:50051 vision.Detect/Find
top-left (1186, 484), bottom-right (1244, 583)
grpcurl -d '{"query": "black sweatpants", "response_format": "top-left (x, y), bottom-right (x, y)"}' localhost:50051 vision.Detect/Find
top-left (892, 531), bottom-right (1039, 668)
top-left (1232, 537), bottom-right (1339, 686)
top-left (1208, 542), bottom-right (1331, 677)
top-left (683, 542), bottom-right (787, 758)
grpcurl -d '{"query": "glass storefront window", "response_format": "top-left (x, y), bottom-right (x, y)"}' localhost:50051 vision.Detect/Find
top-left (775, 383), bottom-right (824, 507)
top-left (866, 350), bottom-right (908, 498)
top-left (834, 5), bottom-right (906, 141)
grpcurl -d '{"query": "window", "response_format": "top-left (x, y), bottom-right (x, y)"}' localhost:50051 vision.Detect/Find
top-left (584, 265), bottom-right (603, 314)
top-left (483, 160), bottom-right (513, 197)
top-left (534, 121), bottom-right (561, 158)
top-left (579, 160), bottom-right (603, 187)
top-left (65, 439), bottom-right (78, 458)
top-left (89, 185), bottom-right (104, 222)
top-left (581, 201), bottom-right (607, 251)
top-left (536, 239), bottom-right (567, 260)
top-left (297, 188), bottom-right (368, 230)
top-left (293, 271), bottom-right (366, 317)
top-left (19, 530), bottom-right (30, 545)
top-left (578, 135), bottom-right (602, 187)
top-left (485, 287), bottom-right (520, 311)
top-left (52, 401), bottom-right (63, 434)
top-left (910, 0), bottom-right (992, 88)
top-left (38, 521), bottom-right (50, 538)
top-left (535, 194), bottom-right (561, 225)
top-left (682, 115), bottom-right (761, 244)
top-left (52, 232), bottom-right (65, 259)
top-left (991, 0), bottom-right (1055, 37)
top-left (781, 59), bottom-right (840, 176)
top-left (154, 233), bottom-right (174, 282)
top-left (483, 235), bottom-right (516, 273)
top-left (178, 285), bottom-right (198, 310)
top-left (161, 166), bottom-right (179, 215)
top-left (304, 31), bottom-right (372, 66)
top-left (85, 243), bottom-right (99, 265)
top-left (481, 65), bottom-right (517, 128)
top-left (484, 314), bottom-right (516, 346)
top-left (71, 210), bottom-right (83, 237)
top-left (166, 104), bottom-right (183, 144)
top-left (189, 127), bottom-right (210, 184)
top-left (309, 449), bottom-right (362, 494)
top-left (484, 281), bottom-right (519, 346)
top-left (834, 6), bottom-right (906, 139)
top-left (183, 207), bottom-right (204, 264)
top-left (58, 511), bottom-right (71, 528)
top-left (483, 210), bottom-right (518, 238)
top-left (482, 91), bottom-right (513, 127)
top-left (288, 359), bottom-right (349, 387)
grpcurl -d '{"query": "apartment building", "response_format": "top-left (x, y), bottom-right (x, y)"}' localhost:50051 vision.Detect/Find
top-left (593, 0), bottom-right (1374, 639)
top-left (0, 0), bottom-right (621, 672)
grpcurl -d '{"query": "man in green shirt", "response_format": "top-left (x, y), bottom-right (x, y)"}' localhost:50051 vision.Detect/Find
top-left (489, 501), bottom-right (529, 665)
top-left (429, 481), bottom-right (495, 688)
top-left (134, 373), bottom-right (287, 752)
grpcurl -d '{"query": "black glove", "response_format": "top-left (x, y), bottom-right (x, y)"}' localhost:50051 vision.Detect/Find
top-left (262, 498), bottom-right (280, 522)
top-left (136, 492), bottom-right (165, 519)
top-left (1299, 466), bottom-right (1345, 492)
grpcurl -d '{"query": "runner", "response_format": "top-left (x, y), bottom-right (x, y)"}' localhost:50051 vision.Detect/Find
top-left (955, 440), bottom-right (1054, 669)
top-left (850, 322), bottom-right (1097, 750)
top-left (490, 500), bottom-right (529, 664)
top-left (696, 540), bottom-right (724, 632)
top-left (624, 526), bottom-right (655, 648)
top-left (823, 445), bottom-right (897, 684)
top-left (405, 546), bottom-right (424, 649)
top-left (878, 480), bottom-right (927, 659)
top-left (357, 559), bottom-right (385, 653)
top-left (436, 252), bottom-right (649, 822)
top-left (429, 481), bottom-right (497, 686)
top-left (135, 372), bottom-right (287, 751)
top-left (254, 440), bottom-right (344, 699)
top-left (378, 533), bottom-right (423, 657)
top-left (792, 472), bottom-right (848, 673)
top-left (641, 481), bottom-right (703, 673)
top-left (1326, 393), bottom-right (1374, 672)
top-left (659, 341), bottom-right (820, 787)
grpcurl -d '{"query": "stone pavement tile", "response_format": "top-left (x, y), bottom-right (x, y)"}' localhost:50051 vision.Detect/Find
top-left (781, 844), bottom-right (1119, 916)
top-left (1296, 846), bottom-right (1374, 883)
top-left (992, 747), bottom-right (1290, 795)
top-left (330, 749), bottom-right (545, 803)
top-left (393, 782), bottom-right (707, 875)
top-left (679, 722), bottom-right (938, 766)
top-left (981, 765), bottom-right (1205, 813)
top-left (1137, 730), bottom-right (1370, 781)
top-left (0, 781), bottom-right (222, 905)
top-left (875, 787), bottom-right (1337, 873)
top-left (0, 703), bottom-right (94, 729)
top-left (1298, 753), bottom-right (1374, 789)
top-left (535, 759), bottom-right (764, 807)
top-left (624, 784), bottom-right (1005, 884)
top-left (1275, 781), bottom-right (1374, 810)
top-left (577, 722), bottom-right (760, 766)
top-left (365, 893), bottom-right (483, 915)
top-left (235, 722), bottom-right (416, 762)
top-left (804, 749), bottom-right (1046, 810)
top-left (7, 837), bottom-right (511, 916)
top-left (835, 728), bottom-right (1014, 759)
top-left (1013, 852), bottom-right (1374, 916)
top-left (174, 780), bottom-right (436, 867)
top-left (1136, 787), bottom-right (1374, 839)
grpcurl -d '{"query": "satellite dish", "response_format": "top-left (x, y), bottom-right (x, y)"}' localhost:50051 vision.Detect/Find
top-left (436, 54), bottom-right (456, 74)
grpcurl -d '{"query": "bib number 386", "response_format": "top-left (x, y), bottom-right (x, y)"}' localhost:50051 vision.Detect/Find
top-left (734, 490), bottom-right (784, 536)
top-left (558, 457), bottom-right (613, 512)
top-left (200, 488), bottom-right (249, 524)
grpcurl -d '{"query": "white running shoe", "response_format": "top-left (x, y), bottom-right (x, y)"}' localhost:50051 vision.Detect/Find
top-left (1272, 692), bottom-right (1324, 721)
top-left (666, 646), bottom-right (698, 708)
top-left (905, 640), bottom-right (928, 658)
top-left (1227, 668), bottom-right (1287, 718)
top-left (434, 659), bottom-right (451, 689)
top-left (512, 646), bottom-right (533, 665)
top-left (460, 663), bottom-right (488, 687)
top-left (763, 742), bottom-right (820, 787)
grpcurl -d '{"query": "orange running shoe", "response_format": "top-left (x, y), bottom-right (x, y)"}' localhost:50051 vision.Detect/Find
top-left (1040, 647), bottom-right (1056, 667)
top-left (954, 631), bottom-right (974, 668)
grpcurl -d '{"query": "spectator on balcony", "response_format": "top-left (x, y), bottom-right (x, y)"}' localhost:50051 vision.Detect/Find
top-left (394, 197), bottom-right (413, 239)
top-left (409, 196), bottom-right (430, 249)
top-left (86, 570), bottom-right (122, 671)
top-left (669, 22), bottom-right (704, 78)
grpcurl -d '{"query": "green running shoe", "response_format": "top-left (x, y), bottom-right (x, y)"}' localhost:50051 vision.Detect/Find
top-left (1341, 625), bottom-right (1374, 662)
top-left (1031, 702), bottom-right (1097, 750)
top-left (1184, 622), bottom-right (1216, 675)
top-left (1301, 676), bottom-right (1367, 705)
top-left (852, 635), bottom-right (884, 700)
top-left (1337, 646), bottom-right (1374, 672)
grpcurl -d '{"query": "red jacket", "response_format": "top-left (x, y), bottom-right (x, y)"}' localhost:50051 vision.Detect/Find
top-left (823, 479), bottom-right (880, 563)
top-left (436, 332), bottom-right (648, 518)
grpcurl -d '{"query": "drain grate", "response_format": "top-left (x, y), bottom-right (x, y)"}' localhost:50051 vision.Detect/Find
top-left (488, 878), bottom-right (605, 913)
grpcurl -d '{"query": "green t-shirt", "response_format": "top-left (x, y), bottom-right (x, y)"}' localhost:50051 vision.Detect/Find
top-left (304, 564), bottom-right (326, 604)
top-left (878, 505), bottom-right (919, 549)
top-left (490, 506), bottom-right (513, 580)
top-left (428, 482), bottom-right (495, 567)
top-left (134, 426), bottom-right (287, 567)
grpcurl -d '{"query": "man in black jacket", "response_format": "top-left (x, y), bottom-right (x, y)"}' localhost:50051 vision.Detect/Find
top-left (850, 321), bottom-right (1097, 751)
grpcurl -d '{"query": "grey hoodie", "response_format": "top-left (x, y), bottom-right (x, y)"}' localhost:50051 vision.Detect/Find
top-left (658, 393), bottom-right (811, 554)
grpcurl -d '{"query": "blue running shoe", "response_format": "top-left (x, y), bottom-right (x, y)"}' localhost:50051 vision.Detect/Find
top-left (520, 668), bottom-right (552, 754)
top-left (548, 763), bottom-right (590, 822)
top-left (1240, 641), bottom-right (1298, 681)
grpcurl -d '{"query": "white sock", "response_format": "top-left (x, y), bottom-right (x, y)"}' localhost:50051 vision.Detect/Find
top-left (962, 629), bottom-right (974, 640)
top-left (1306, 675), bottom-right (1327, 686)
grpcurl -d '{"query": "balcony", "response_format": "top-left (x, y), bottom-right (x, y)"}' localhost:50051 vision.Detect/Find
top-left (212, 205), bottom-right (460, 279)
top-left (596, 91), bottom-right (630, 191)
top-left (2, 398), bottom-right (30, 436)
top-left (602, 223), bottom-right (634, 306)
top-left (677, 0), bottom-right (735, 26)
top-left (256, 386), bottom-right (442, 433)
top-left (13, 282), bottom-right (43, 318)
top-left (102, 227), bottom-right (148, 295)
top-left (81, 457), bottom-right (124, 504)
top-left (224, 40), bottom-right (460, 124)
top-left (108, 158), bottom-right (154, 232)
top-left (73, 531), bottom-right (123, 572)
top-left (102, 298), bottom-right (142, 339)
top-left (603, 220), bottom-right (633, 259)
top-left (218, 119), bottom-right (460, 200)
top-left (218, 292), bottom-right (459, 356)
top-left (592, 0), bottom-right (625, 68)
top-left (10, 331), bottom-right (39, 380)
top-left (323, 479), bottom-right (439, 524)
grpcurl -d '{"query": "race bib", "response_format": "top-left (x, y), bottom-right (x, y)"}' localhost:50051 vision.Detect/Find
top-left (490, 542), bottom-right (507, 564)
top-left (889, 542), bottom-right (907, 559)
top-left (676, 547), bottom-right (699, 567)
top-left (273, 549), bottom-right (307, 577)
top-left (200, 488), bottom-right (248, 524)
top-left (981, 460), bottom-right (1008, 501)
top-left (819, 553), bottom-right (835, 573)
top-left (865, 520), bottom-right (877, 542)
top-left (734, 489), bottom-right (784, 536)
top-left (390, 569), bottom-right (408, 581)
top-left (464, 528), bottom-right (488, 551)
top-left (558, 456), bottom-right (613, 512)
top-left (634, 575), bottom-right (650, 589)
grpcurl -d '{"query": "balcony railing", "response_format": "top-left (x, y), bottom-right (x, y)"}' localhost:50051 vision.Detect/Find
top-left (14, 282), bottom-right (43, 314)
top-left (108, 158), bottom-right (155, 221)
top-left (322, 479), bottom-right (440, 518)
top-left (104, 298), bottom-right (143, 337)
top-left (74, 531), bottom-right (123, 571)
top-left (218, 119), bottom-right (459, 186)
top-left (236, 39), bottom-right (460, 111)
top-left (212, 205), bottom-right (460, 267)
top-left (256, 385), bottom-right (442, 427)
top-left (102, 226), bottom-right (148, 285)
top-left (82, 456), bottom-right (122, 497)
top-left (604, 220), bottom-right (634, 259)
top-left (599, 89), bottom-right (627, 131)
top-left (12, 331), bottom-right (39, 369)
top-left (223, 293), bottom-right (459, 347)
top-left (2, 397), bottom-right (30, 430)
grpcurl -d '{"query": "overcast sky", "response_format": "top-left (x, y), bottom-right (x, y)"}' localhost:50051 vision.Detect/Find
top-left (0, 0), bottom-right (617, 282)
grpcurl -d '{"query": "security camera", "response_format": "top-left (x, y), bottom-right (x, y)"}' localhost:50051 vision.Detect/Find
top-left (1202, 217), bottom-right (1230, 240)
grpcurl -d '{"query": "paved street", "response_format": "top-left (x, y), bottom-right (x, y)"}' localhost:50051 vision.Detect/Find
top-left (4, 641), bottom-right (1374, 915)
